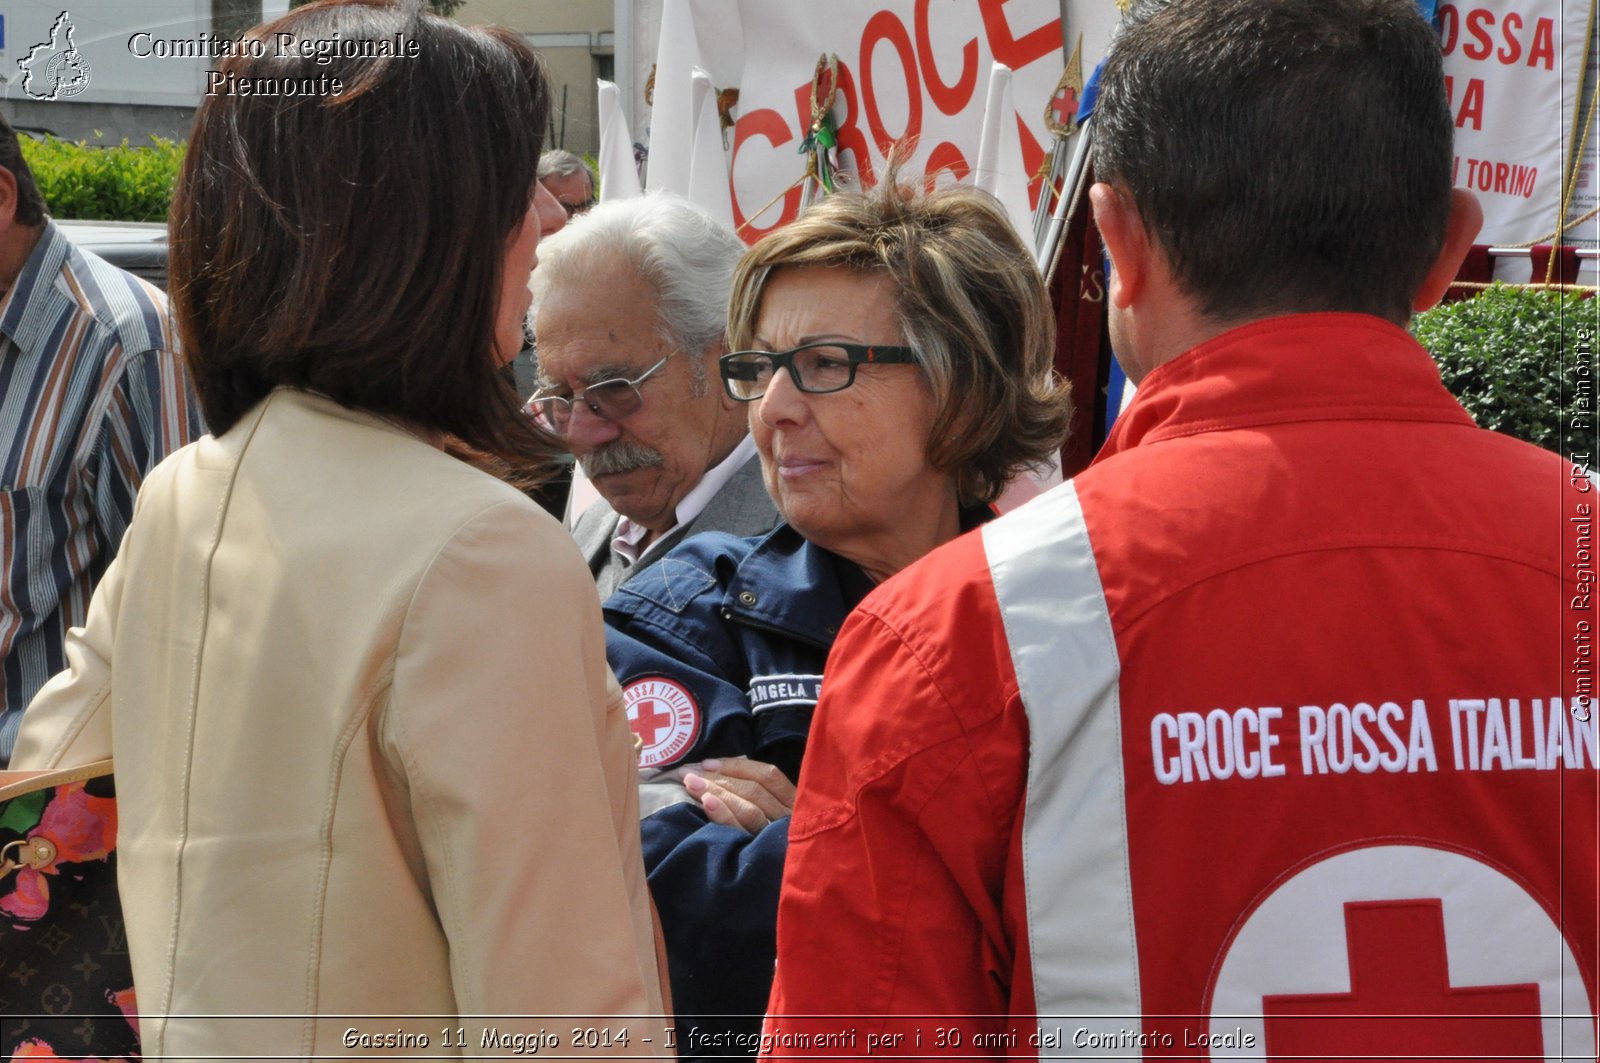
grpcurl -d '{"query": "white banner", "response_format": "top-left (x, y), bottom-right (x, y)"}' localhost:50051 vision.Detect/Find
top-left (1562, 3), bottom-right (1598, 252)
top-left (623, 0), bottom-right (1593, 253)
top-left (1440, 0), bottom-right (1592, 246)
top-left (631, 0), bottom-right (1070, 241)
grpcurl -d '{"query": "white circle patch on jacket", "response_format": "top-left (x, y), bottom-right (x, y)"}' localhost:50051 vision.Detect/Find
top-left (624, 676), bottom-right (702, 769)
top-left (1207, 843), bottom-right (1594, 1059)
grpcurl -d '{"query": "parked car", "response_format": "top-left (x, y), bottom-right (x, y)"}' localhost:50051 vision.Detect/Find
top-left (57, 219), bottom-right (169, 290)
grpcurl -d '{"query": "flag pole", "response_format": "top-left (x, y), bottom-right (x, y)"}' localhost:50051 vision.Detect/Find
top-left (1036, 117), bottom-right (1093, 279)
top-left (799, 54), bottom-right (841, 209)
top-left (1034, 34), bottom-right (1091, 272)
top-left (1033, 34), bottom-right (1085, 250)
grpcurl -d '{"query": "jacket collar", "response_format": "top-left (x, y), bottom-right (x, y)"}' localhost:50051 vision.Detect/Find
top-left (723, 524), bottom-right (866, 649)
top-left (1099, 312), bottom-right (1476, 462)
top-left (724, 505), bottom-right (996, 647)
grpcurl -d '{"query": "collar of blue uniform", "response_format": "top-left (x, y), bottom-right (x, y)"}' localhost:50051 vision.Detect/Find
top-left (724, 505), bottom-right (994, 648)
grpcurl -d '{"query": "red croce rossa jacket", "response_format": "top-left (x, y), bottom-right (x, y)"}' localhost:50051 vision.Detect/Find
top-left (765, 314), bottom-right (1598, 1060)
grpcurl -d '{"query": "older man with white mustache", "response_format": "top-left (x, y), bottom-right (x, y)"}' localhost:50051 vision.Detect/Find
top-left (529, 194), bottom-right (779, 597)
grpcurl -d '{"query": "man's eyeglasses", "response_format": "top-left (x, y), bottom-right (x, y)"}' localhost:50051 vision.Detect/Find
top-left (559, 198), bottom-right (597, 218)
top-left (525, 351), bottom-right (676, 436)
top-left (718, 343), bottom-right (919, 402)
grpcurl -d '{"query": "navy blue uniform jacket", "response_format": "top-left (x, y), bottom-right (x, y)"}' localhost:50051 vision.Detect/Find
top-left (604, 523), bottom-right (873, 1057)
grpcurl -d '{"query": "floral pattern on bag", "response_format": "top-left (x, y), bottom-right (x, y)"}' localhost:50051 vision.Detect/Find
top-left (1, 781), bottom-right (116, 921)
top-left (1, 767), bottom-right (139, 1060)
top-left (12, 1037), bottom-right (122, 1061)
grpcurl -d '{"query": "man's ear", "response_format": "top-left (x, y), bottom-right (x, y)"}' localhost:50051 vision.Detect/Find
top-left (0, 167), bottom-right (20, 231)
top-left (1090, 182), bottom-right (1151, 310)
top-left (1412, 188), bottom-right (1484, 313)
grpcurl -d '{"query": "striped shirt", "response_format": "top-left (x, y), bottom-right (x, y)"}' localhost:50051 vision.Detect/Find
top-left (0, 219), bottom-right (203, 764)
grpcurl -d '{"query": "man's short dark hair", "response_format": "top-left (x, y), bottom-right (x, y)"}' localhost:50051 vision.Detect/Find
top-left (538, 149), bottom-right (594, 191)
top-left (1093, 0), bottom-right (1454, 324)
top-left (170, 0), bottom-right (555, 471)
top-left (0, 115), bottom-right (48, 227)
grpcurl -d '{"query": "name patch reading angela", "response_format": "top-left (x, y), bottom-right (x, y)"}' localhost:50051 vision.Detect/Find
top-left (748, 673), bottom-right (823, 714)
top-left (1149, 697), bottom-right (1596, 784)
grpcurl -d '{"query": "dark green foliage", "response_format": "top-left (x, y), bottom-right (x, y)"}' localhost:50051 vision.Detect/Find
top-left (20, 136), bottom-right (184, 223)
top-left (1413, 284), bottom-right (1597, 459)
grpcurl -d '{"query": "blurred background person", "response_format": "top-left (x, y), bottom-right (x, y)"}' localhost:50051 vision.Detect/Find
top-left (529, 194), bottom-right (778, 597)
top-left (508, 149), bottom-right (600, 403)
top-left (539, 148), bottom-right (598, 218)
top-left (11, 2), bottom-right (668, 1056)
top-left (604, 173), bottom-right (1070, 1058)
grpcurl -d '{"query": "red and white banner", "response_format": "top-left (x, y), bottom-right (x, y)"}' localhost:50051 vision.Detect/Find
top-left (623, 0), bottom-right (1590, 253)
top-left (628, 0), bottom-right (1072, 241)
top-left (1561, 7), bottom-right (1598, 252)
top-left (1439, 0), bottom-right (1592, 246)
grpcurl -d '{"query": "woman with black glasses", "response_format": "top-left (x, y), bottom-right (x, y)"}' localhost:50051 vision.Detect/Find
top-left (602, 169), bottom-right (1072, 1058)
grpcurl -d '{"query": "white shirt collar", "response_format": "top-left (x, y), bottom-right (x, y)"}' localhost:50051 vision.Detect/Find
top-left (612, 433), bottom-right (759, 565)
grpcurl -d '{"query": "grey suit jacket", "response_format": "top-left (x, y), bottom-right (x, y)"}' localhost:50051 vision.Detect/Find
top-left (571, 450), bottom-right (780, 598)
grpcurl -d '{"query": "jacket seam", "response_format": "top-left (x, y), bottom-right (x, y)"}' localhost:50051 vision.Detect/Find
top-left (303, 679), bottom-right (393, 1043)
top-left (384, 495), bottom-right (530, 1016)
top-left (612, 606), bottom-right (747, 686)
top-left (876, 742), bottom-right (997, 1018)
top-left (789, 608), bottom-right (1008, 840)
top-left (39, 677), bottom-right (112, 767)
top-left (161, 392), bottom-right (270, 1047)
top-left (1131, 405), bottom-right (1476, 447)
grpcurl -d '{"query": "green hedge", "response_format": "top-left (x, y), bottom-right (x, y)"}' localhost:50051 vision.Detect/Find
top-left (1413, 283), bottom-right (1596, 459)
top-left (19, 135), bottom-right (184, 223)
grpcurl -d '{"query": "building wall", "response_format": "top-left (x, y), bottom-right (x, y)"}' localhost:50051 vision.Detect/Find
top-left (0, 1), bottom-right (614, 153)
top-left (1, 101), bottom-right (197, 144)
top-left (0, 1), bottom-right (212, 144)
top-left (456, 0), bottom-right (614, 157)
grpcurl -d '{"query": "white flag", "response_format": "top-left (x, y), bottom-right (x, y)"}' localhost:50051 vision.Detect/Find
top-left (597, 80), bottom-right (643, 201)
top-left (974, 62), bottom-right (1035, 250)
top-left (645, 0), bottom-right (701, 196)
top-left (687, 67), bottom-right (735, 230)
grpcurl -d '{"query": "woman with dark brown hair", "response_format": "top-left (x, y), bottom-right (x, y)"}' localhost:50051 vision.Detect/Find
top-left (10, 2), bottom-right (669, 1056)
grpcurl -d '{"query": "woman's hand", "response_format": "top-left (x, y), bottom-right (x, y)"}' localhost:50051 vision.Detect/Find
top-left (683, 756), bottom-right (796, 834)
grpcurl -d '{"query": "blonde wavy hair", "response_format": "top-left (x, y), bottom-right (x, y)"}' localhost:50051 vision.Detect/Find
top-left (727, 166), bottom-right (1072, 507)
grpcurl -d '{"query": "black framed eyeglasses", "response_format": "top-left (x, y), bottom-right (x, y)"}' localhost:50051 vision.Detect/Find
top-left (524, 350), bottom-right (676, 436)
top-left (719, 343), bottom-right (919, 402)
top-left (559, 197), bottom-right (597, 218)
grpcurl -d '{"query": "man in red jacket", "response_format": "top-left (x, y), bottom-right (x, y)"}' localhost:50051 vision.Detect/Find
top-left (764, 0), bottom-right (1598, 1056)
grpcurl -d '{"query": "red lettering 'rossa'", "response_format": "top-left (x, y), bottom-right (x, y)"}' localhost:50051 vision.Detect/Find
top-left (1439, 5), bottom-right (1556, 69)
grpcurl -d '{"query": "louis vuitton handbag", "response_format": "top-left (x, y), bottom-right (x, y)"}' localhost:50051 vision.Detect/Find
top-left (0, 760), bottom-right (140, 1060)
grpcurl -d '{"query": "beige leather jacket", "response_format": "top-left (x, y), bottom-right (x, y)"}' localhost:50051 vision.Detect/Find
top-left (13, 390), bottom-right (670, 1059)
